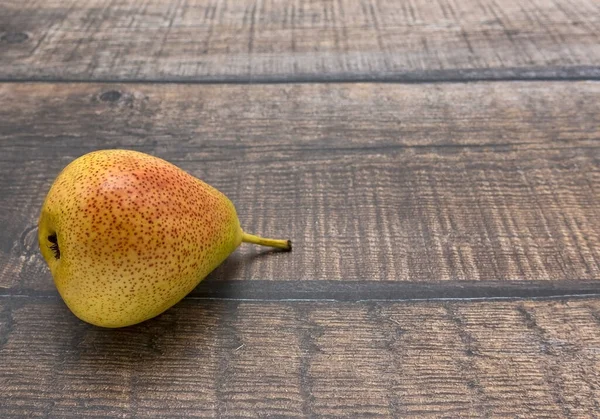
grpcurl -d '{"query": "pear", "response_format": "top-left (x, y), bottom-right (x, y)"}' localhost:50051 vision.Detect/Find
top-left (38, 149), bottom-right (290, 328)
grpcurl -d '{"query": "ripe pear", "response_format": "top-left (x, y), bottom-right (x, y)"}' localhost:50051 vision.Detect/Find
top-left (38, 149), bottom-right (290, 328)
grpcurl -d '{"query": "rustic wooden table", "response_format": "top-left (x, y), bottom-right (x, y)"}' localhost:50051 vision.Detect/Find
top-left (1, 0), bottom-right (600, 417)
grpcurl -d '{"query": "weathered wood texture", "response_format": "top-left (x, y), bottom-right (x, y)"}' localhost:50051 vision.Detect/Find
top-left (1, 0), bottom-right (599, 81)
top-left (0, 298), bottom-right (599, 417)
top-left (1, 82), bottom-right (599, 291)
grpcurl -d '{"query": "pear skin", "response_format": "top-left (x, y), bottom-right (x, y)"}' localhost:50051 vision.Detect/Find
top-left (38, 150), bottom-right (290, 328)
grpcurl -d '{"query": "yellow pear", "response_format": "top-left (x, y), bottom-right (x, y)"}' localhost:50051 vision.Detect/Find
top-left (38, 149), bottom-right (290, 328)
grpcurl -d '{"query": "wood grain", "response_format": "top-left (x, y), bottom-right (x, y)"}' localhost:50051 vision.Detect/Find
top-left (0, 297), bottom-right (599, 417)
top-left (1, 0), bottom-right (599, 81)
top-left (1, 81), bottom-right (599, 292)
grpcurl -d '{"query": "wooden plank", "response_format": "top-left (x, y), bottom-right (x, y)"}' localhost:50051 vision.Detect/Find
top-left (1, 81), bottom-right (599, 292)
top-left (0, 297), bottom-right (599, 417)
top-left (0, 0), bottom-right (599, 81)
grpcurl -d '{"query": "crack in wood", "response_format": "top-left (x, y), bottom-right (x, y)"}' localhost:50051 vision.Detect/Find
top-left (295, 304), bottom-right (320, 419)
top-left (367, 303), bottom-right (405, 417)
top-left (214, 302), bottom-right (241, 418)
top-left (516, 304), bottom-right (574, 418)
top-left (443, 304), bottom-right (491, 418)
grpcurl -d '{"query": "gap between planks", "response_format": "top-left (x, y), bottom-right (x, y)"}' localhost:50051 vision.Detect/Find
top-left (0, 66), bottom-right (599, 85)
top-left (2, 280), bottom-right (600, 303)
top-left (1, 294), bottom-right (600, 303)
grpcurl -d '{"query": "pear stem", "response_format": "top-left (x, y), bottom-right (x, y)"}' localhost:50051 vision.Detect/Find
top-left (241, 232), bottom-right (292, 251)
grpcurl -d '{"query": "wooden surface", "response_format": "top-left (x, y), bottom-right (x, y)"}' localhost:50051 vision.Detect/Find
top-left (1, 82), bottom-right (600, 293)
top-left (1, 298), bottom-right (600, 417)
top-left (1, 0), bottom-right (600, 416)
top-left (1, 0), bottom-right (600, 81)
